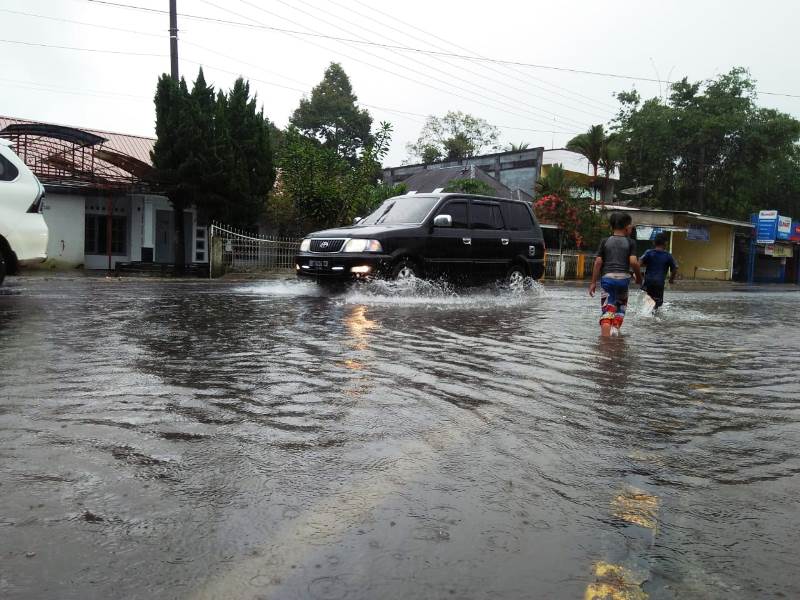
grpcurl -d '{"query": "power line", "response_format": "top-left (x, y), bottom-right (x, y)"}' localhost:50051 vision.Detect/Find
top-left (336, 0), bottom-right (618, 113)
top-left (260, 0), bottom-right (603, 126)
top-left (195, 0), bottom-right (578, 132)
top-left (2, 4), bottom-right (581, 134)
top-left (226, 0), bottom-right (587, 130)
top-left (1, 7), bottom-right (314, 91)
top-left (0, 37), bottom-right (164, 57)
top-left (0, 28), bottom-right (571, 133)
top-left (0, 77), bottom-right (149, 101)
top-left (0, 7), bottom-right (163, 38)
top-left (84, 0), bottom-right (800, 99)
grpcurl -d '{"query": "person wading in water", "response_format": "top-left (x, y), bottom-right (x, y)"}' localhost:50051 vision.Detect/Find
top-left (589, 212), bottom-right (643, 336)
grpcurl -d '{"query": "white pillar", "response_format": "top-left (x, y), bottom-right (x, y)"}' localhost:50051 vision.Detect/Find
top-left (142, 197), bottom-right (154, 262)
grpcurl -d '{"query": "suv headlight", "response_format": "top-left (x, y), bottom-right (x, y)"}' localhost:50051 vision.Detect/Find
top-left (343, 239), bottom-right (382, 253)
top-left (300, 238), bottom-right (311, 252)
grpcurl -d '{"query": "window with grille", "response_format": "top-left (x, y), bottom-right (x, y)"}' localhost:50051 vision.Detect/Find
top-left (85, 214), bottom-right (127, 255)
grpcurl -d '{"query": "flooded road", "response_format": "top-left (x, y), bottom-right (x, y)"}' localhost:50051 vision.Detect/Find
top-left (1, 276), bottom-right (799, 599)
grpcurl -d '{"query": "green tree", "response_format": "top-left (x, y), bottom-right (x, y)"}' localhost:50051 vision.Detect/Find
top-left (612, 67), bottom-right (800, 218)
top-left (407, 111), bottom-right (500, 162)
top-left (533, 194), bottom-right (606, 250)
top-left (535, 164), bottom-right (577, 199)
top-left (566, 124), bottom-right (618, 202)
top-left (505, 142), bottom-right (530, 151)
top-left (566, 124), bottom-right (607, 179)
top-left (271, 122), bottom-right (399, 233)
top-left (290, 62), bottom-right (373, 164)
top-left (151, 74), bottom-right (203, 272)
top-left (217, 78), bottom-right (276, 226)
top-left (152, 69), bottom-right (276, 272)
top-left (343, 122), bottom-right (399, 221)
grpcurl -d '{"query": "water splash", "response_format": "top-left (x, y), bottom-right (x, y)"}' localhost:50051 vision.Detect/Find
top-left (233, 278), bottom-right (329, 298)
top-left (340, 277), bottom-right (546, 309)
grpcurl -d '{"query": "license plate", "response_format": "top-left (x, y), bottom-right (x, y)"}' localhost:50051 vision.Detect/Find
top-left (309, 260), bottom-right (328, 268)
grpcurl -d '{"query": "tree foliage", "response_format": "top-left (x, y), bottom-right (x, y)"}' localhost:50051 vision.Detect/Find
top-left (270, 122), bottom-right (400, 234)
top-left (566, 124), bottom-right (619, 201)
top-left (152, 67), bottom-right (276, 252)
top-left (533, 194), bottom-right (607, 250)
top-left (407, 111), bottom-right (500, 163)
top-left (215, 78), bottom-right (276, 225)
top-left (290, 62), bottom-right (373, 164)
top-left (151, 74), bottom-right (201, 271)
top-left (567, 124), bottom-right (607, 178)
top-left (535, 164), bottom-right (577, 199)
top-left (612, 67), bottom-right (800, 218)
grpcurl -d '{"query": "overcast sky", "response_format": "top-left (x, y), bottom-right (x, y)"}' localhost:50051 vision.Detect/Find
top-left (3, 0), bottom-right (799, 166)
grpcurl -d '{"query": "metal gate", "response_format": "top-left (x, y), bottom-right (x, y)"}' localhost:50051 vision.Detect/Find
top-left (209, 223), bottom-right (301, 276)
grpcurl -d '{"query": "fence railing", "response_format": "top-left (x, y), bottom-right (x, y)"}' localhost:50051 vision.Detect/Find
top-left (544, 252), bottom-right (595, 280)
top-left (210, 223), bottom-right (301, 276)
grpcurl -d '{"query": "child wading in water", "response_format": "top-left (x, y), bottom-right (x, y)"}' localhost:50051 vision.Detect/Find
top-left (639, 232), bottom-right (678, 310)
top-left (589, 212), bottom-right (642, 336)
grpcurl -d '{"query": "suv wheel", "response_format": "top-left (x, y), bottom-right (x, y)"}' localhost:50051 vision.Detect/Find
top-left (507, 264), bottom-right (527, 291)
top-left (391, 259), bottom-right (420, 281)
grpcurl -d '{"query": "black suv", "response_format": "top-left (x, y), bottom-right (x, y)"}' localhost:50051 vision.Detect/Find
top-left (295, 193), bottom-right (545, 286)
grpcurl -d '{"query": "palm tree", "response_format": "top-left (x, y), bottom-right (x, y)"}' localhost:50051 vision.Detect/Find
top-left (566, 124), bottom-right (606, 179)
top-left (505, 142), bottom-right (530, 152)
top-left (598, 138), bottom-right (621, 207)
top-left (535, 164), bottom-right (576, 199)
top-left (567, 124), bottom-right (614, 203)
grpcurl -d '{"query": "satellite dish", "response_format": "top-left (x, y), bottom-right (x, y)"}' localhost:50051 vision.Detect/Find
top-left (620, 185), bottom-right (654, 196)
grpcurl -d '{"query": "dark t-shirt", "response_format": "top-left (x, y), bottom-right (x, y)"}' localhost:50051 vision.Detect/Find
top-left (640, 249), bottom-right (677, 283)
top-left (596, 235), bottom-right (636, 275)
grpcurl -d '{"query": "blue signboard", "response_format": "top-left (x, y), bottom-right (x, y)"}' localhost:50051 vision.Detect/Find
top-left (756, 210), bottom-right (779, 244)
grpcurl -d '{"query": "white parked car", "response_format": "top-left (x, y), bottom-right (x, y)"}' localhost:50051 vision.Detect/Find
top-left (0, 139), bottom-right (48, 285)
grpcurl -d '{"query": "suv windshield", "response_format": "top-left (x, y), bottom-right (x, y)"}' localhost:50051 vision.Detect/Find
top-left (359, 196), bottom-right (438, 225)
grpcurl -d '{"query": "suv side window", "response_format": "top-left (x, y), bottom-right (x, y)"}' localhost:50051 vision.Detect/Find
top-left (437, 200), bottom-right (468, 228)
top-left (503, 201), bottom-right (534, 231)
top-left (0, 152), bottom-right (19, 182)
top-left (471, 202), bottom-right (504, 230)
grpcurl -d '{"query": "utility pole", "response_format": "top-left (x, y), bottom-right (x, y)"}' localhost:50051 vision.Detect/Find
top-left (169, 0), bottom-right (179, 80)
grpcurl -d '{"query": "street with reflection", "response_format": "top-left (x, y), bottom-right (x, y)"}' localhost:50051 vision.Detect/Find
top-left (1, 277), bottom-right (798, 599)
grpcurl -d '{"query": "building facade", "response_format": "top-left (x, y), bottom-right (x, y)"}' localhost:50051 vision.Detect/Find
top-left (0, 116), bottom-right (207, 271)
top-left (607, 206), bottom-right (753, 281)
top-left (383, 148), bottom-right (544, 198)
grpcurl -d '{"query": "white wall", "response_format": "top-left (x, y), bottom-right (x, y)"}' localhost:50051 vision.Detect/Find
top-left (542, 149), bottom-right (620, 180)
top-left (39, 193), bottom-right (85, 269)
top-left (38, 191), bottom-right (205, 270)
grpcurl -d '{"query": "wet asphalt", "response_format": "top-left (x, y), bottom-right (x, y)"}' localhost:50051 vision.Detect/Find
top-left (1, 275), bottom-right (799, 599)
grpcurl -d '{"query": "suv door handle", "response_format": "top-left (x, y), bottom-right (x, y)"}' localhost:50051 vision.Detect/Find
top-left (500, 238), bottom-right (509, 245)
top-left (462, 238), bottom-right (471, 245)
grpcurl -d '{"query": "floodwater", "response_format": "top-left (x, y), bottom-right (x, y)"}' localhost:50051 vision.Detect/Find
top-left (1, 276), bottom-right (799, 600)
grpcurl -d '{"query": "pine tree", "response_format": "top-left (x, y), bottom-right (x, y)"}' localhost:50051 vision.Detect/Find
top-left (151, 74), bottom-right (202, 272)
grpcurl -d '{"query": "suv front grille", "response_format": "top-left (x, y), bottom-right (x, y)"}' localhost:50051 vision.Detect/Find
top-left (310, 239), bottom-right (345, 253)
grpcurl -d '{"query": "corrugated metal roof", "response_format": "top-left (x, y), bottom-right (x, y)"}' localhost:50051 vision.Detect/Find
top-left (0, 115), bottom-right (154, 165)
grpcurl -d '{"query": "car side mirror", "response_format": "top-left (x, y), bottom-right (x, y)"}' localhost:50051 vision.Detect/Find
top-left (352, 216), bottom-right (362, 225)
top-left (433, 214), bottom-right (452, 228)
